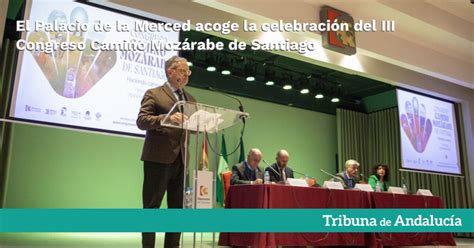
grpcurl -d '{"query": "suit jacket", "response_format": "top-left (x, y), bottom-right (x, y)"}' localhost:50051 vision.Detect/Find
top-left (334, 171), bottom-right (360, 189)
top-left (265, 163), bottom-right (294, 183)
top-left (137, 84), bottom-right (196, 164)
top-left (231, 162), bottom-right (264, 185)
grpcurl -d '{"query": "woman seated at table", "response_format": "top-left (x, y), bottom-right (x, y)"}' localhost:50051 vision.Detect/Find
top-left (368, 164), bottom-right (390, 192)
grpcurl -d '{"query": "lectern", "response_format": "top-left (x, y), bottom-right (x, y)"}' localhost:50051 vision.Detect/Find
top-left (161, 100), bottom-right (248, 247)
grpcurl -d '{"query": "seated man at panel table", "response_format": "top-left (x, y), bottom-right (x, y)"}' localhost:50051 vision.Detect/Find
top-left (265, 149), bottom-right (294, 184)
top-left (230, 148), bottom-right (264, 185)
top-left (333, 159), bottom-right (361, 189)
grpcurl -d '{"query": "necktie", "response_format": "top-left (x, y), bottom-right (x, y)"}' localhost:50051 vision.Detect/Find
top-left (175, 89), bottom-right (185, 101)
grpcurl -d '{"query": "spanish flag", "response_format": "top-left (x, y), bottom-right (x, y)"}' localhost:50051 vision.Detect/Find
top-left (199, 130), bottom-right (209, 171)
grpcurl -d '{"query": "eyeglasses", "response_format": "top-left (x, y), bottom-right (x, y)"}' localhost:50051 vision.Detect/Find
top-left (173, 68), bottom-right (192, 76)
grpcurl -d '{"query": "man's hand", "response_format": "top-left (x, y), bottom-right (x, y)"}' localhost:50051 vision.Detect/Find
top-left (170, 112), bottom-right (188, 124)
top-left (254, 178), bottom-right (263, 184)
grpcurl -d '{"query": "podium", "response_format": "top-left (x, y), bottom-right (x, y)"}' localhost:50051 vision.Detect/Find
top-left (161, 100), bottom-right (248, 247)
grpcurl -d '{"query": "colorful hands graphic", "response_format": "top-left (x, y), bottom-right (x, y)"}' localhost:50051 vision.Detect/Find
top-left (28, 7), bottom-right (116, 98)
top-left (400, 97), bottom-right (432, 153)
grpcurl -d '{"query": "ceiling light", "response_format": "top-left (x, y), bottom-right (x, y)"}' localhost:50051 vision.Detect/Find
top-left (300, 89), bottom-right (309, 94)
top-left (315, 94), bottom-right (324, 99)
top-left (244, 61), bottom-right (257, 82)
top-left (187, 61), bottom-right (193, 67)
top-left (264, 66), bottom-right (276, 87)
top-left (283, 85), bottom-right (292, 90)
top-left (331, 97), bottom-right (340, 103)
top-left (220, 56), bottom-right (233, 76)
top-left (205, 54), bottom-right (216, 72)
top-left (246, 76), bottom-right (255, 81)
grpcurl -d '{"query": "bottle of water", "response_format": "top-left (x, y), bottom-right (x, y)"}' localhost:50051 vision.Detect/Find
top-left (304, 175), bottom-right (309, 186)
top-left (375, 181), bottom-right (381, 192)
top-left (264, 171), bottom-right (270, 184)
top-left (185, 187), bottom-right (193, 208)
top-left (402, 178), bottom-right (408, 194)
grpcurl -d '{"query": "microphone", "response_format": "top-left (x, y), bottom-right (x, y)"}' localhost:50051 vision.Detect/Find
top-left (320, 169), bottom-right (347, 188)
top-left (320, 169), bottom-right (344, 182)
top-left (263, 159), bottom-right (280, 176)
top-left (289, 169), bottom-right (319, 185)
top-left (292, 170), bottom-right (312, 178)
top-left (207, 86), bottom-right (248, 123)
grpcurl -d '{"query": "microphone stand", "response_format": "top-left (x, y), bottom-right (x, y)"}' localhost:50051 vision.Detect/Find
top-left (207, 86), bottom-right (248, 123)
top-left (202, 86), bottom-right (248, 158)
top-left (262, 159), bottom-right (280, 177)
top-left (320, 169), bottom-right (347, 188)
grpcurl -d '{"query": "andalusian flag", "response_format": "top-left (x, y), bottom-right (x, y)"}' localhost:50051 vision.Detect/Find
top-left (238, 136), bottom-right (245, 162)
top-left (199, 131), bottom-right (209, 171)
top-left (216, 134), bottom-right (229, 207)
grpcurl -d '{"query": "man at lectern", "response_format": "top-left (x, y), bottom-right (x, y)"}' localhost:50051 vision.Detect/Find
top-left (231, 148), bottom-right (265, 185)
top-left (265, 149), bottom-right (294, 183)
top-left (137, 55), bottom-right (196, 248)
top-left (334, 159), bottom-right (361, 189)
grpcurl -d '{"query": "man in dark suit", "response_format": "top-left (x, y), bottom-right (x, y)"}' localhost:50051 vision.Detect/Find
top-left (231, 148), bottom-right (264, 185)
top-left (265, 149), bottom-right (294, 183)
top-left (334, 159), bottom-right (360, 189)
top-left (136, 55), bottom-right (196, 248)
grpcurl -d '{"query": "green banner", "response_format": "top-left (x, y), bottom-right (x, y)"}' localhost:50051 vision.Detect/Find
top-left (1, 209), bottom-right (472, 232)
